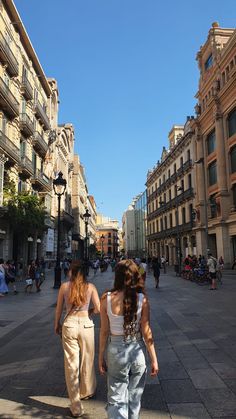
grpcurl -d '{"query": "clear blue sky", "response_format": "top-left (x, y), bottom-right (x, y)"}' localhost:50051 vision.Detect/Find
top-left (15, 0), bottom-right (236, 224)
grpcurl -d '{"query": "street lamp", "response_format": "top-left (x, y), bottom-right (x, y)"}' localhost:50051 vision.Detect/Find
top-left (83, 209), bottom-right (91, 275)
top-left (195, 158), bottom-right (209, 255)
top-left (100, 234), bottom-right (105, 258)
top-left (176, 186), bottom-right (183, 276)
top-left (53, 171), bottom-right (67, 289)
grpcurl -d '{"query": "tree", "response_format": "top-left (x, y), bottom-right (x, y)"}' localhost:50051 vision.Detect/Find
top-left (3, 180), bottom-right (46, 236)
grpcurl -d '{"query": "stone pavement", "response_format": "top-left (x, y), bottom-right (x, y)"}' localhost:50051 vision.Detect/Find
top-left (0, 267), bottom-right (236, 418)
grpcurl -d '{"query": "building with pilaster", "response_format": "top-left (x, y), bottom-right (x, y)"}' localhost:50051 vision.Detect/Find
top-left (194, 22), bottom-right (236, 266)
top-left (146, 120), bottom-right (196, 264)
top-left (0, 0), bottom-right (53, 263)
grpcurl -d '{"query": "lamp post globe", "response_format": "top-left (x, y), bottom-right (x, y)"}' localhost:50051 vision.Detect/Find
top-left (53, 172), bottom-right (67, 289)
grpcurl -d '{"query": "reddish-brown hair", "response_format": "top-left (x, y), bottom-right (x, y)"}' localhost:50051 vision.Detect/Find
top-left (112, 259), bottom-right (144, 339)
top-left (68, 261), bottom-right (88, 307)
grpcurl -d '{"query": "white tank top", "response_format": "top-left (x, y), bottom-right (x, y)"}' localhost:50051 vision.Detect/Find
top-left (107, 292), bottom-right (144, 335)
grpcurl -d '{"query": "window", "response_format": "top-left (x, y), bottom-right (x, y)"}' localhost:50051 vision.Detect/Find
top-left (164, 216), bottom-right (167, 229)
top-left (0, 162), bottom-right (4, 206)
top-left (168, 169), bottom-right (170, 178)
top-left (169, 213), bottom-right (173, 228)
top-left (175, 210), bottom-right (178, 226)
top-left (187, 149), bottom-right (191, 161)
top-left (180, 156), bottom-right (183, 166)
top-left (174, 163), bottom-right (176, 173)
top-left (1, 114), bottom-right (8, 134)
top-left (108, 247), bottom-right (112, 255)
top-left (159, 179), bottom-right (161, 187)
top-left (228, 109), bottom-right (236, 138)
top-left (160, 218), bottom-right (163, 231)
top-left (209, 195), bottom-right (217, 218)
top-left (232, 184), bottom-right (236, 209)
top-left (108, 232), bottom-right (111, 238)
top-left (156, 220), bottom-right (158, 232)
top-left (182, 207), bottom-right (186, 224)
top-left (207, 130), bottom-right (216, 155)
top-left (189, 204), bottom-right (193, 223)
top-left (208, 161), bottom-right (217, 186)
top-left (20, 141), bottom-right (26, 157)
top-left (181, 179), bottom-right (184, 191)
top-left (205, 54), bottom-right (213, 70)
top-left (188, 174), bottom-right (192, 189)
top-left (231, 146), bottom-right (236, 173)
top-left (169, 189), bottom-right (172, 201)
top-left (108, 239), bottom-right (111, 245)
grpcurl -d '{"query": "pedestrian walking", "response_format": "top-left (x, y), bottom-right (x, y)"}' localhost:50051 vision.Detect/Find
top-left (161, 256), bottom-right (167, 273)
top-left (55, 261), bottom-right (100, 418)
top-left (207, 253), bottom-right (218, 290)
top-left (5, 260), bottom-right (18, 294)
top-left (99, 259), bottom-right (159, 419)
top-left (25, 260), bottom-right (36, 293)
top-left (0, 259), bottom-right (8, 296)
top-left (152, 257), bottom-right (161, 288)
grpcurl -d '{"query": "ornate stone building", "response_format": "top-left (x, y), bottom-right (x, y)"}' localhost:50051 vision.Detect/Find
top-left (0, 0), bottom-right (53, 263)
top-left (146, 119), bottom-right (196, 265)
top-left (194, 23), bottom-right (236, 265)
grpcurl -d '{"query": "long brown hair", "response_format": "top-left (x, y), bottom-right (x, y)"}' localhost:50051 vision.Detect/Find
top-left (113, 259), bottom-right (144, 339)
top-left (68, 261), bottom-right (88, 307)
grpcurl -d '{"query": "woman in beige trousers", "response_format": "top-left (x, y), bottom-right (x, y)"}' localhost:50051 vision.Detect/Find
top-left (55, 261), bottom-right (100, 418)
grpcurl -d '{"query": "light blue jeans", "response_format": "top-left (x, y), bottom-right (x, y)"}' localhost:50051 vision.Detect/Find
top-left (107, 335), bottom-right (147, 419)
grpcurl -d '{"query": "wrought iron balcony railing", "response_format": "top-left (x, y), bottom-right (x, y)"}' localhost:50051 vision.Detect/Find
top-left (0, 31), bottom-right (19, 76)
top-left (19, 113), bottom-right (34, 137)
top-left (20, 154), bottom-right (34, 176)
top-left (33, 131), bottom-right (48, 156)
top-left (21, 75), bottom-right (33, 100)
top-left (0, 130), bottom-right (20, 163)
top-left (32, 169), bottom-right (52, 192)
top-left (0, 77), bottom-right (19, 118)
top-left (34, 100), bottom-right (50, 130)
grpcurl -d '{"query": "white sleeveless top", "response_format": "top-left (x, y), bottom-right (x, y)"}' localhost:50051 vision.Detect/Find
top-left (107, 292), bottom-right (144, 335)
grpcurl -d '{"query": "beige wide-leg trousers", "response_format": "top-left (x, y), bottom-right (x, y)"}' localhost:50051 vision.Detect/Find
top-left (62, 316), bottom-right (96, 416)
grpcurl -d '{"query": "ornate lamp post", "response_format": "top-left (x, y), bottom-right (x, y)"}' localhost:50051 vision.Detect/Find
top-left (100, 234), bottom-right (105, 258)
top-left (53, 172), bottom-right (67, 289)
top-left (83, 209), bottom-right (91, 275)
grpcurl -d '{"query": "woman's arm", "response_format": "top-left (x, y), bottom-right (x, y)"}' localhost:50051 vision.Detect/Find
top-left (89, 284), bottom-right (101, 315)
top-left (99, 294), bottom-right (109, 375)
top-left (54, 284), bottom-right (65, 335)
top-left (141, 296), bottom-right (159, 376)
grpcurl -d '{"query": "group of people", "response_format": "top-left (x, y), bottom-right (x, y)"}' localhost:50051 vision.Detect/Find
top-left (182, 253), bottom-right (224, 290)
top-left (55, 259), bottom-right (158, 418)
top-left (0, 259), bottom-right (18, 296)
top-left (25, 258), bottom-right (46, 293)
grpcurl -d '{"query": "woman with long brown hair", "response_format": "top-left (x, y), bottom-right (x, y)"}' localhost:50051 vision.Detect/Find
top-left (55, 261), bottom-right (100, 418)
top-left (99, 259), bottom-right (158, 418)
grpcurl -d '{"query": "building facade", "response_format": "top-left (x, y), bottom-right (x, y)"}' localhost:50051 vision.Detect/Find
top-left (134, 191), bottom-right (147, 259)
top-left (122, 202), bottom-right (136, 258)
top-left (0, 0), bottom-right (53, 263)
top-left (146, 120), bottom-right (196, 265)
top-left (194, 23), bottom-right (236, 266)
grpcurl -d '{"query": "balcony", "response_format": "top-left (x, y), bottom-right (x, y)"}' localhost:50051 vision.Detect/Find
top-left (20, 154), bottom-right (34, 177)
top-left (147, 187), bottom-right (194, 220)
top-left (147, 222), bottom-right (193, 241)
top-left (0, 77), bottom-right (19, 118)
top-left (0, 130), bottom-right (20, 164)
top-left (0, 31), bottom-right (19, 77)
top-left (32, 169), bottom-right (52, 192)
top-left (19, 113), bottom-right (34, 137)
top-left (34, 100), bottom-right (50, 130)
top-left (21, 76), bottom-right (33, 100)
top-left (33, 131), bottom-right (48, 157)
top-left (61, 210), bottom-right (74, 227)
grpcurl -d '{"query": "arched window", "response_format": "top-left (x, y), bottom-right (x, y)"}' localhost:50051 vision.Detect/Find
top-left (230, 146), bottom-right (236, 173)
top-left (228, 108), bottom-right (236, 138)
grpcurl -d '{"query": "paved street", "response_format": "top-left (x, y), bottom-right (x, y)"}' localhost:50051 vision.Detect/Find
top-left (0, 267), bottom-right (236, 418)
